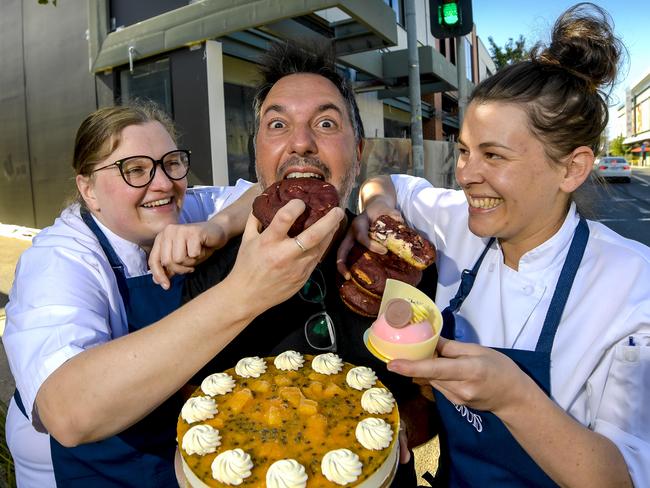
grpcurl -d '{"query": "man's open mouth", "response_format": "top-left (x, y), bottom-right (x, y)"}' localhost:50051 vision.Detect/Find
top-left (284, 172), bottom-right (324, 180)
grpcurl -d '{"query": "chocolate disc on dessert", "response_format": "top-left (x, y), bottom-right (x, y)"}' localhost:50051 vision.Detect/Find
top-left (369, 215), bottom-right (436, 270)
top-left (252, 178), bottom-right (339, 237)
top-left (384, 299), bottom-right (413, 328)
top-left (347, 242), bottom-right (422, 297)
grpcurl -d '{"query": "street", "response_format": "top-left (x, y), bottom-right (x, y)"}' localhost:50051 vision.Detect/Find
top-left (577, 166), bottom-right (650, 246)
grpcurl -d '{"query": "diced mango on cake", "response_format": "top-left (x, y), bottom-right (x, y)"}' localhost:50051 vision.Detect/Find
top-left (279, 386), bottom-right (304, 407)
top-left (298, 398), bottom-right (319, 416)
top-left (323, 382), bottom-right (344, 398)
top-left (303, 381), bottom-right (323, 399)
top-left (227, 388), bottom-right (253, 413)
top-left (266, 405), bottom-right (283, 427)
top-left (250, 379), bottom-right (271, 393)
top-left (274, 375), bottom-right (293, 386)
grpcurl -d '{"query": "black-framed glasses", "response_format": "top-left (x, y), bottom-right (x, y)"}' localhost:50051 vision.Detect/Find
top-left (90, 149), bottom-right (191, 188)
top-left (299, 268), bottom-right (337, 352)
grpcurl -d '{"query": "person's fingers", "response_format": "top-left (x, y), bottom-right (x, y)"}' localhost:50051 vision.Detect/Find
top-left (293, 206), bottom-right (345, 253)
top-left (436, 336), bottom-right (481, 359)
top-left (148, 236), bottom-right (171, 290)
top-left (263, 199), bottom-right (307, 241)
top-left (387, 357), bottom-right (463, 382)
top-left (335, 231), bottom-right (356, 279)
top-left (398, 428), bottom-right (411, 464)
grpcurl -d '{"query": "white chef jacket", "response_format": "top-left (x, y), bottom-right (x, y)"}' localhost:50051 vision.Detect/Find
top-left (392, 174), bottom-right (650, 487)
top-left (3, 180), bottom-right (251, 488)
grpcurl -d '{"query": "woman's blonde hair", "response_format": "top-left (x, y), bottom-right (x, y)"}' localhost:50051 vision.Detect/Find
top-left (72, 102), bottom-right (176, 205)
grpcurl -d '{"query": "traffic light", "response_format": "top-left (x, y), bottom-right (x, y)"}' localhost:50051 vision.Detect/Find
top-left (430, 0), bottom-right (473, 38)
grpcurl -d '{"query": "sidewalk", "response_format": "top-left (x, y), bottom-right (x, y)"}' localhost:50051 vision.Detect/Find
top-left (0, 227), bottom-right (36, 407)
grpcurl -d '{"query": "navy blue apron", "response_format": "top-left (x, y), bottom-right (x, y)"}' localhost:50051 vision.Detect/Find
top-left (45, 208), bottom-right (186, 487)
top-left (432, 218), bottom-right (589, 487)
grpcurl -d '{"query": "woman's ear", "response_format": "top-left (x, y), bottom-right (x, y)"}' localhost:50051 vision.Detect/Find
top-left (560, 146), bottom-right (594, 193)
top-left (76, 174), bottom-right (100, 212)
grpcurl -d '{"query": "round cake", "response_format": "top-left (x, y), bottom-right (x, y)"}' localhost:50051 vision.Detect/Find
top-left (177, 352), bottom-right (399, 487)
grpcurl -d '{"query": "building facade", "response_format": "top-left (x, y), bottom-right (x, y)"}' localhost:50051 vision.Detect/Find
top-left (1, 0), bottom-right (495, 228)
top-left (619, 69), bottom-right (650, 153)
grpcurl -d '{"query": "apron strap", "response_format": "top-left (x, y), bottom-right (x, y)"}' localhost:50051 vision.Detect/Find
top-left (446, 237), bottom-right (495, 314)
top-left (535, 218), bottom-right (589, 353)
top-left (80, 207), bottom-right (130, 301)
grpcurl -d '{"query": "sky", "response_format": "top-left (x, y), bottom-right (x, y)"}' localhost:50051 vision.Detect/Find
top-left (472, 0), bottom-right (649, 126)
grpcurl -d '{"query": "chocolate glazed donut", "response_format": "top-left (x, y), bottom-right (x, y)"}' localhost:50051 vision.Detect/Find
top-left (252, 179), bottom-right (339, 237)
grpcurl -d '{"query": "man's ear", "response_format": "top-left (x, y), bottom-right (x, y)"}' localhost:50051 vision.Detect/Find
top-left (560, 146), bottom-right (594, 193)
top-left (354, 139), bottom-right (365, 178)
top-left (76, 174), bottom-right (100, 212)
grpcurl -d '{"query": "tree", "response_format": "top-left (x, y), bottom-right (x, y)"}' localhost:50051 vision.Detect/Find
top-left (609, 135), bottom-right (625, 156)
top-left (488, 35), bottom-right (529, 71)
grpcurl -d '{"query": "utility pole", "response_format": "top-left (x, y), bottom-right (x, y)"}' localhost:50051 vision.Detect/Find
top-left (456, 35), bottom-right (468, 127)
top-left (405, 0), bottom-right (424, 177)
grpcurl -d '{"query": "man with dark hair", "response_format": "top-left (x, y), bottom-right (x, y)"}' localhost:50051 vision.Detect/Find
top-left (184, 42), bottom-right (436, 486)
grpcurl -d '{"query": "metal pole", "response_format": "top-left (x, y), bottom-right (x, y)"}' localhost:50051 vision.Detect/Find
top-left (456, 35), bottom-right (468, 127)
top-left (404, 0), bottom-right (424, 177)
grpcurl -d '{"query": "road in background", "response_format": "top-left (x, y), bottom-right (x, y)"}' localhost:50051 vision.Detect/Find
top-left (577, 166), bottom-right (650, 246)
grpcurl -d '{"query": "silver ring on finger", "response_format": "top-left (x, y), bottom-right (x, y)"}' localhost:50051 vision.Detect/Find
top-left (294, 237), bottom-right (307, 253)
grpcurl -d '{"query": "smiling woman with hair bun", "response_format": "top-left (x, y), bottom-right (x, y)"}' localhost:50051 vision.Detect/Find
top-left (339, 3), bottom-right (648, 487)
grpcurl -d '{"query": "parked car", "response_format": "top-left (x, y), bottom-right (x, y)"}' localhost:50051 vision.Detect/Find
top-left (593, 156), bottom-right (631, 183)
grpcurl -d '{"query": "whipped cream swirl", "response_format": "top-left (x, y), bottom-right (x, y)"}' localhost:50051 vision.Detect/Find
top-left (346, 366), bottom-right (377, 390)
top-left (321, 449), bottom-right (362, 485)
top-left (211, 448), bottom-right (253, 485)
top-left (266, 459), bottom-right (308, 488)
top-left (181, 396), bottom-right (218, 423)
top-left (355, 417), bottom-right (393, 450)
top-left (201, 372), bottom-right (236, 396)
top-left (274, 350), bottom-right (305, 371)
top-left (361, 387), bottom-right (395, 414)
top-left (235, 356), bottom-right (267, 378)
top-left (311, 353), bottom-right (343, 375)
top-left (182, 424), bottom-right (221, 455)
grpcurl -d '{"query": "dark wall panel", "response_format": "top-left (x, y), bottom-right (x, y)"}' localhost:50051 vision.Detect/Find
top-left (170, 46), bottom-right (213, 186)
top-left (22, 1), bottom-right (97, 227)
top-left (0, 0), bottom-right (35, 227)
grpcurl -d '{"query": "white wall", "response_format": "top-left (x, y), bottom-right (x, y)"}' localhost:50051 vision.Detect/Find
top-left (356, 91), bottom-right (385, 138)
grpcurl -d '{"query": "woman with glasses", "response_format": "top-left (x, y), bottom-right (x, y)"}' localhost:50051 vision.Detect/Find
top-left (339, 4), bottom-right (648, 487)
top-left (3, 104), bottom-right (344, 487)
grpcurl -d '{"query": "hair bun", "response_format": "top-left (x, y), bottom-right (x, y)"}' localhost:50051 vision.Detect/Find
top-left (532, 2), bottom-right (623, 91)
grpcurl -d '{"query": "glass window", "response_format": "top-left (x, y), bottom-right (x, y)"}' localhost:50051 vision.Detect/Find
top-left (224, 83), bottom-right (257, 185)
top-left (119, 58), bottom-right (173, 116)
top-left (383, 0), bottom-right (405, 27)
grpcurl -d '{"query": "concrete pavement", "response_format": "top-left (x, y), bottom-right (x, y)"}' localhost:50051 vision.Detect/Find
top-left (0, 229), bottom-right (34, 407)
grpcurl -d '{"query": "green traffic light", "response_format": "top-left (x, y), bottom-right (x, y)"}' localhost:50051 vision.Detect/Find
top-left (438, 2), bottom-right (460, 26)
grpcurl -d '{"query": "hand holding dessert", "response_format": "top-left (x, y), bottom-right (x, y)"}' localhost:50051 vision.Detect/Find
top-left (225, 197), bottom-right (344, 319)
